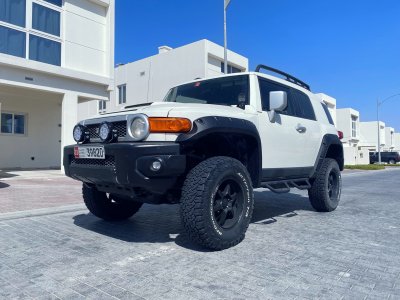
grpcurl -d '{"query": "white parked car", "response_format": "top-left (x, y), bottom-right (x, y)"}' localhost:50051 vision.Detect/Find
top-left (64, 65), bottom-right (344, 250)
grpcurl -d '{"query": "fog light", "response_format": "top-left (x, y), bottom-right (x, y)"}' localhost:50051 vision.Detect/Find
top-left (151, 160), bottom-right (162, 171)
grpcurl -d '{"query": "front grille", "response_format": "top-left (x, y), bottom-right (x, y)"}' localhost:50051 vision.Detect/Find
top-left (86, 121), bottom-right (127, 140)
top-left (70, 156), bottom-right (115, 168)
top-left (87, 125), bottom-right (100, 139)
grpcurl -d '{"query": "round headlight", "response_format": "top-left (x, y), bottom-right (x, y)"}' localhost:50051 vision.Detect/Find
top-left (129, 115), bottom-right (149, 141)
top-left (73, 125), bottom-right (85, 143)
top-left (99, 122), bottom-right (112, 142)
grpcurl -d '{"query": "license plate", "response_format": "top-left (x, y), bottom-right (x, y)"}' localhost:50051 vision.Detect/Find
top-left (74, 146), bottom-right (105, 159)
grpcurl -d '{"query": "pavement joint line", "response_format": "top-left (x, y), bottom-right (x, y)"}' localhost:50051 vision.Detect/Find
top-left (0, 204), bottom-right (87, 221)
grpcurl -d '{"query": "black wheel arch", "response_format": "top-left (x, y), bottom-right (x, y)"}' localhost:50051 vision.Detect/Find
top-left (177, 116), bottom-right (262, 188)
top-left (312, 134), bottom-right (344, 177)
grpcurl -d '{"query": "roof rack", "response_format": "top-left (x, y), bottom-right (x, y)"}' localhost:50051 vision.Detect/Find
top-left (255, 64), bottom-right (310, 91)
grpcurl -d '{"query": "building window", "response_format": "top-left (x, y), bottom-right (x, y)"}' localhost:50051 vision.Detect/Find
top-left (43, 0), bottom-right (62, 7)
top-left (351, 115), bottom-right (357, 138)
top-left (0, 0), bottom-right (62, 66)
top-left (0, 25), bottom-right (26, 57)
top-left (118, 85), bottom-right (127, 105)
top-left (1, 112), bottom-right (26, 135)
top-left (0, 0), bottom-right (26, 27)
top-left (98, 100), bottom-right (107, 113)
top-left (32, 3), bottom-right (60, 36)
top-left (221, 62), bottom-right (242, 74)
top-left (29, 34), bottom-right (61, 66)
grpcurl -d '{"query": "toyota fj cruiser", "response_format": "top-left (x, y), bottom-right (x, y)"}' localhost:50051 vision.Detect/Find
top-left (64, 65), bottom-right (344, 250)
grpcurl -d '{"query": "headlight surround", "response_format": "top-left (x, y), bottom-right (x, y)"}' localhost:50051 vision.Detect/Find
top-left (129, 114), bottom-right (150, 141)
top-left (99, 122), bottom-right (113, 142)
top-left (73, 125), bottom-right (85, 143)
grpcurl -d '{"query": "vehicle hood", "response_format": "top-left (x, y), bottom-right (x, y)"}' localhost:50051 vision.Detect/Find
top-left (86, 102), bottom-right (252, 121)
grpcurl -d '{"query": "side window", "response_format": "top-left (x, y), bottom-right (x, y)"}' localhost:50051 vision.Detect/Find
top-left (321, 103), bottom-right (335, 125)
top-left (291, 89), bottom-right (316, 121)
top-left (258, 77), bottom-right (294, 115)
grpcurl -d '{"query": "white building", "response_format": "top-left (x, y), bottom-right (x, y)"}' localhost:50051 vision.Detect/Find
top-left (0, 0), bottom-right (115, 169)
top-left (384, 127), bottom-right (395, 151)
top-left (102, 39), bottom-right (248, 114)
top-left (359, 121), bottom-right (386, 152)
top-left (336, 108), bottom-right (369, 165)
top-left (394, 133), bottom-right (400, 151)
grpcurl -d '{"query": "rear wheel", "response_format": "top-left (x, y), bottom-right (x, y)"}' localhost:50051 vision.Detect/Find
top-left (180, 157), bottom-right (254, 250)
top-left (308, 158), bottom-right (341, 212)
top-left (389, 159), bottom-right (395, 165)
top-left (82, 184), bottom-right (143, 221)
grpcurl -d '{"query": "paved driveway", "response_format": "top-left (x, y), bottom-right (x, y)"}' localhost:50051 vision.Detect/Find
top-left (0, 170), bottom-right (81, 214)
top-left (0, 169), bottom-right (399, 299)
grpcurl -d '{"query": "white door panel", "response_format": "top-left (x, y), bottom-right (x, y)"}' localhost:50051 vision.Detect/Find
top-left (259, 112), bottom-right (308, 169)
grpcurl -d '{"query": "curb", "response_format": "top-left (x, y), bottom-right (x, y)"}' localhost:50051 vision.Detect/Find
top-left (0, 203), bottom-right (87, 221)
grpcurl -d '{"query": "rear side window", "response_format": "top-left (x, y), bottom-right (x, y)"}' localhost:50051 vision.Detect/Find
top-left (291, 89), bottom-right (316, 121)
top-left (321, 103), bottom-right (335, 125)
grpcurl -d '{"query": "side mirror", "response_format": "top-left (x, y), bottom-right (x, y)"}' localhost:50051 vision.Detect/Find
top-left (269, 91), bottom-right (287, 112)
top-left (268, 91), bottom-right (287, 122)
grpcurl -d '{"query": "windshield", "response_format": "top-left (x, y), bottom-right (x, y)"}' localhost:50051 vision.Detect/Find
top-left (164, 75), bottom-right (249, 106)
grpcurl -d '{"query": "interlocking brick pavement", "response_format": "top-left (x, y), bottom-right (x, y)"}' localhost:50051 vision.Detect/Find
top-left (0, 171), bottom-right (81, 213)
top-left (0, 168), bottom-right (399, 299)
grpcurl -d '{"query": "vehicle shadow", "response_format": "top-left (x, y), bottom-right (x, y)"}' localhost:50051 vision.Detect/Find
top-left (73, 190), bottom-right (314, 252)
top-left (0, 170), bottom-right (18, 179)
top-left (0, 182), bottom-right (10, 189)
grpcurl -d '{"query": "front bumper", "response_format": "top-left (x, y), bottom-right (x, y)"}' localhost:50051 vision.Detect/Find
top-left (63, 142), bottom-right (186, 195)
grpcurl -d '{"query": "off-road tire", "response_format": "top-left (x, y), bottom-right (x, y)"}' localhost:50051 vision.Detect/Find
top-left (180, 156), bottom-right (254, 250)
top-left (308, 158), bottom-right (341, 212)
top-left (82, 184), bottom-right (143, 221)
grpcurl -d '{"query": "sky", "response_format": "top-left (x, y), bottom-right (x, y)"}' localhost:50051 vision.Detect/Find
top-left (115, 0), bottom-right (400, 131)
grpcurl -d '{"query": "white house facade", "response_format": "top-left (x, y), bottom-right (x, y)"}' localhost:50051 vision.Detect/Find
top-left (101, 39), bottom-right (248, 114)
top-left (384, 127), bottom-right (395, 151)
top-left (359, 121), bottom-right (386, 152)
top-left (394, 133), bottom-right (400, 151)
top-left (336, 108), bottom-right (368, 165)
top-left (0, 0), bottom-right (115, 169)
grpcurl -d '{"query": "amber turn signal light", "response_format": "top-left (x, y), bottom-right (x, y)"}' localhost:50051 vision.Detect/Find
top-left (149, 117), bottom-right (192, 133)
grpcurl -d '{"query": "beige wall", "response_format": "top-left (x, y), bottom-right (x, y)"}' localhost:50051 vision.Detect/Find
top-left (0, 91), bottom-right (62, 169)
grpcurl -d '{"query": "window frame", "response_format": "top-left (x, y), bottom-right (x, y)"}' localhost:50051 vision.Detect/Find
top-left (220, 62), bottom-right (243, 74)
top-left (0, 111), bottom-right (27, 136)
top-left (351, 115), bottom-right (357, 138)
top-left (0, 0), bottom-right (63, 66)
top-left (118, 84), bottom-right (127, 105)
top-left (98, 100), bottom-right (107, 114)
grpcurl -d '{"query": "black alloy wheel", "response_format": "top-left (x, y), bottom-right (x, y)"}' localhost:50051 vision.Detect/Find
top-left (213, 179), bottom-right (245, 230)
top-left (327, 171), bottom-right (340, 201)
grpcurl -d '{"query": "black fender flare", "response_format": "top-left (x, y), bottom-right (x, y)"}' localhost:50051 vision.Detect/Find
top-left (177, 116), bottom-right (263, 187)
top-left (313, 134), bottom-right (344, 176)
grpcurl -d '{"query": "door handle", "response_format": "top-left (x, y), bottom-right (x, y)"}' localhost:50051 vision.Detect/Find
top-left (296, 124), bottom-right (307, 133)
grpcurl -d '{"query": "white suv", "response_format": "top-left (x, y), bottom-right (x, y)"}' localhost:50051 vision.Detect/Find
top-left (64, 65), bottom-right (344, 250)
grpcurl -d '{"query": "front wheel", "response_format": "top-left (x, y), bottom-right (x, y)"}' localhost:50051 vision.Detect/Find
top-left (180, 157), bottom-right (254, 250)
top-left (308, 158), bottom-right (342, 212)
top-left (82, 184), bottom-right (143, 221)
top-left (388, 159), bottom-right (395, 165)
